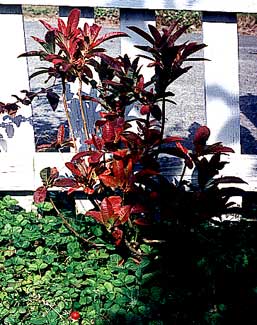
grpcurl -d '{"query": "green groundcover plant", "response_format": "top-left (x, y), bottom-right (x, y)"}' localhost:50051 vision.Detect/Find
top-left (0, 8), bottom-right (255, 324)
top-left (2, 195), bottom-right (257, 324)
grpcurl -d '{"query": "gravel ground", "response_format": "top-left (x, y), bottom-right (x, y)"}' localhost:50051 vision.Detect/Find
top-left (23, 19), bottom-right (257, 154)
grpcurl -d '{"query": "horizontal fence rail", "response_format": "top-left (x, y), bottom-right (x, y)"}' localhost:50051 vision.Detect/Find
top-left (0, 1), bottom-right (257, 210)
top-left (1, 0), bottom-right (257, 13)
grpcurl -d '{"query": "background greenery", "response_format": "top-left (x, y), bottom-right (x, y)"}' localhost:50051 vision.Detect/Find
top-left (22, 5), bottom-right (257, 34)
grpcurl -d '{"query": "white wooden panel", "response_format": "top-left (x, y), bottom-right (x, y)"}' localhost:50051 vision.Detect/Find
top-left (120, 9), bottom-right (155, 69)
top-left (0, 153), bottom-right (34, 190)
top-left (1, 153), bottom-right (256, 191)
top-left (0, 4), bottom-right (35, 154)
top-left (1, 0), bottom-right (257, 13)
top-left (33, 152), bottom-right (73, 188)
top-left (120, 9), bottom-right (155, 121)
top-left (202, 12), bottom-right (240, 153)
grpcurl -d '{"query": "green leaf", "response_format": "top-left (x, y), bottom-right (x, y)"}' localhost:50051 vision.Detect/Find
top-left (37, 202), bottom-right (53, 212)
top-left (84, 268), bottom-right (95, 276)
top-left (91, 225), bottom-right (103, 237)
top-left (125, 275), bottom-right (136, 284)
top-left (140, 244), bottom-right (152, 254)
top-left (79, 295), bottom-right (93, 305)
top-left (40, 167), bottom-right (51, 185)
top-left (142, 272), bottom-right (158, 284)
top-left (35, 246), bottom-right (44, 256)
top-left (104, 282), bottom-right (113, 292)
top-left (85, 278), bottom-right (96, 286)
top-left (110, 303), bottom-right (121, 314)
top-left (112, 279), bottom-right (123, 287)
top-left (28, 263), bottom-right (39, 271)
top-left (124, 259), bottom-right (138, 271)
top-left (98, 250), bottom-right (109, 259)
top-left (138, 305), bottom-right (149, 314)
top-left (151, 286), bottom-right (162, 301)
top-left (3, 196), bottom-right (18, 207)
top-left (30, 318), bottom-right (47, 324)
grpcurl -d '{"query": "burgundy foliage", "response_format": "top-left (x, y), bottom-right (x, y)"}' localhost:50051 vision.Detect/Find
top-left (10, 9), bottom-right (246, 252)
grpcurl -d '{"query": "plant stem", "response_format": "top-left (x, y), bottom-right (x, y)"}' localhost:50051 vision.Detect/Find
top-left (160, 96), bottom-right (166, 140)
top-left (178, 163), bottom-right (187, 188)
top-left (78, 78), bottom-right (90, 147)
top-left (49, 198), bottom-right (103, 247)
top-left (61, 80), bottom-right (78, 152)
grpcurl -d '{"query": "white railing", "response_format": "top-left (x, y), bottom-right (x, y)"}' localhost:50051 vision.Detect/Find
top-left (0, 1), bottom-right (257, 209)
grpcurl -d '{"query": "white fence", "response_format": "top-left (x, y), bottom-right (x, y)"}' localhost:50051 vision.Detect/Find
top-left (0, 1), bottom-right (257, 209)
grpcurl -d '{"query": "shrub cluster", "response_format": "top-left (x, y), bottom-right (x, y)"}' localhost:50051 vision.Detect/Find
top-left (0, 8), bottom-right (253, 324)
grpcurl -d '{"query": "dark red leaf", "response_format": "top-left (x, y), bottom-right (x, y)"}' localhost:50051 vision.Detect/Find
top-left (167, 24), bottom-right (190, 47)
top-left (88, 151), bottom-right (103, 164)
top-left (203, 143), bottom-right (234, 155)
top-left (134, 218), bottom-right (151, 226)
top-left (91, 134), bottom-right (104, 150)
top-left (102, 121), bottom-right (115, 143)
top-left (128, 26), bottom-right (155, 45)
top-left (18, 50), bottom-right (44, 58)
top-left (83, 65), bottom-right (93, 79)
top-left (89, 23), bottom-right (102, 41)
top-left (39, 19), bottom-right (55, 31)
top-left (71, 151), bottom-right (91, 162)
top-left (31, 36), bottom-right (46, 45)
top-left (53, 178), bottom-right (78, 187)
top-left (135, 75), bottom-right (144, 93)
top-left (148, 24), bottom-right (161, 43)
top-left (112, 228), bottom-right (123, 246)
top-left (176, 141), bottom-right (188, 154)
top-left (183, 42), bottom-right (207, 59)
top-left (92, 31), bottom-right (128, 48)
top-left (67, 185), bottom-right (80, 195)
top-left (65, 162), bottom-right (82, 177)
top-left (57, 124), bottom-right (65, 144)
top-left (101, 197), bottom-right (114, 223)
top-left (112, 159), bottom-right (125, 180)
top-left (57, 18), bottom-right (67, 35)
top-left (99, 175), bottom-right (119, 188)
top-left (214, 177), bottom-right (248, 185)
top-left (67, 8), bottom-right (80, 36)
top-left (86, 210), bottom-right (103, 224)
top-left (159, 147), bottom-right (189, 160)
top-left (150, 104), bottom-right (162, 121)
top-left (108, 196), bottom-right (122, 213)
top-left (140, 104), bottom-right (150, 115)
top-left (115, 205), bottom-right (131, 226)
top-left (48, 168), bottom-right (59, 183)
top-left (193, 126), bottom-right (210, 146)
top-left (33, 186), bottom-right (47, 204)
top-left (46, 90), bottom-right (59, 111)
top-left (81, 95), bottom-right (99, 102)
top-left (131, 204), bottom-right (147, 214)
top-left (113, 149), bottom-right (128, 159)
top-left (163, 136), bottom-right (184, 143)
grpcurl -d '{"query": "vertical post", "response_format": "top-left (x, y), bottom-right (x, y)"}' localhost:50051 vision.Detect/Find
top-left (202, 12), bottom-right (240, 153)
top-left (120, 8), bottom-right (155, 120)
top-left (0, 5), bottom-right (35, 210)
top-left (0, 5), bottom-right (35, 154)
top-left (120, 8), bottom-right (155, 80)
